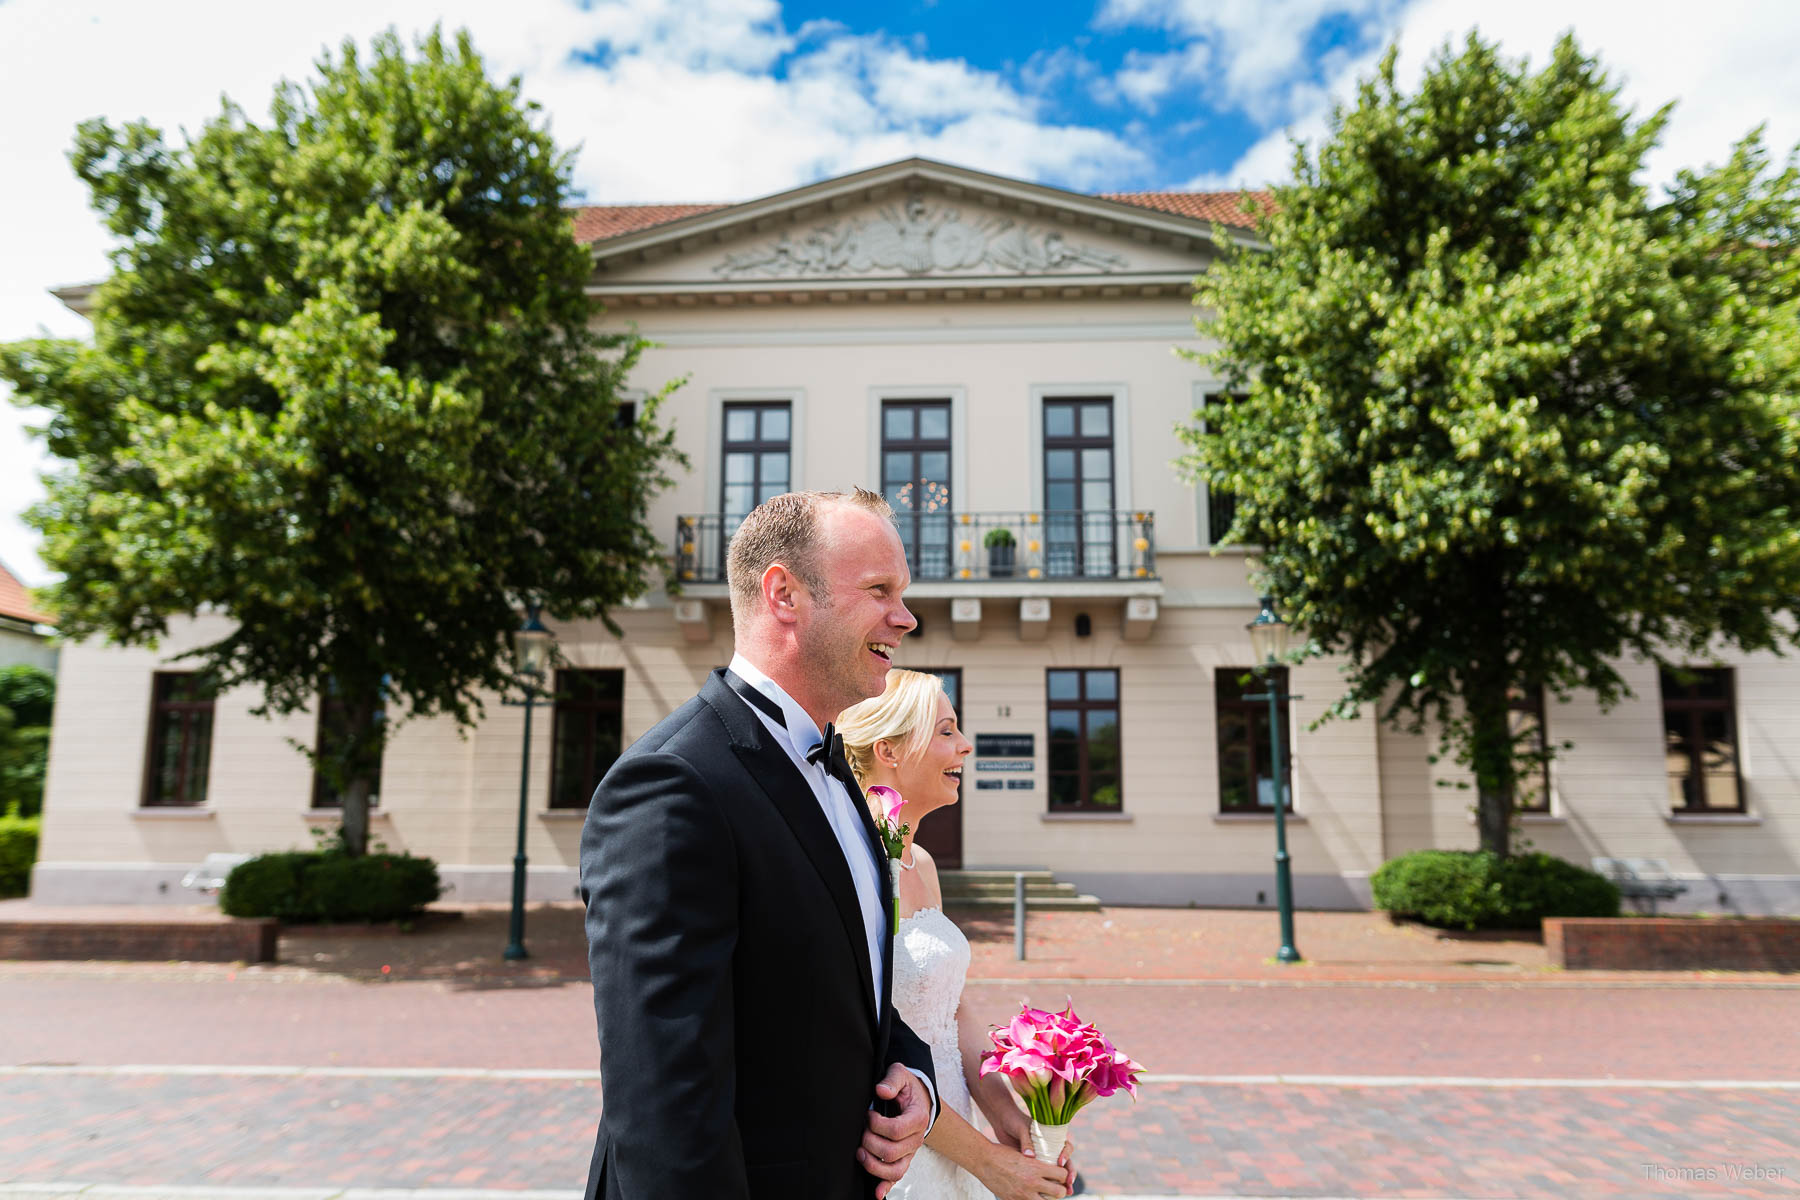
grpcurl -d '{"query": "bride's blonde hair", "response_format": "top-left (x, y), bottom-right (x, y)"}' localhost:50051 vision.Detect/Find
top-left (836, 669), bottom-right (947, 789)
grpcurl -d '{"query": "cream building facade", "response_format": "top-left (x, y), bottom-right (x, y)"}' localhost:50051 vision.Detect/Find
top-left (31, 159), bottom-right (1800, 912)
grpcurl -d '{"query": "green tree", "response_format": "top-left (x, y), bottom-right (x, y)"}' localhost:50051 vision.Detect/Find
top-left (1178, 33), bottom-right (1800, 856)
top-left (0, 665), bottom-right (55, 818)
top-left (2, 28), bottom-right (682, 854)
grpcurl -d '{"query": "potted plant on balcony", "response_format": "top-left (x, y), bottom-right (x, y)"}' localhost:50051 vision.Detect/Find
top-left (984, 527), bottom-right (1017, 578)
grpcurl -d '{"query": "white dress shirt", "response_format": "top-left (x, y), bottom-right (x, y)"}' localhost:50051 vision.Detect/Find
top-left (726, 654), bottom-right (936, 1123)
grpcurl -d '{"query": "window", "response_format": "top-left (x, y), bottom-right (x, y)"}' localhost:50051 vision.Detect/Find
top-left (311, 687), bottom-right (384, 811)
top-left (721, 402), bottom-right (791, 533)
top-left (1215, 668), bottom-right (1292, 812)
top-left (881, 400), bottom-right (953, 579)
top-left (142, 673), bottom-right (216, 808)
top-left (1662, 668), bottom-right (1743, 813)
top-left (551, 669), bottom-right (625, 810)
top-left (1509, 687), bottom-right (1551, 814)
top-left (1043, 398), bottom-right (1114, 577)
top-left (1201, 393), bottom-right (1244, 545)
top-left (1047, 668), bottom-right (1121, 811)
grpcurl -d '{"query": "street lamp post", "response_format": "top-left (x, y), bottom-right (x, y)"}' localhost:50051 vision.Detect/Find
top-left (1245, 595), bottom-right (1302, 964)
top-left (503, 604), bottom-right (553, 962)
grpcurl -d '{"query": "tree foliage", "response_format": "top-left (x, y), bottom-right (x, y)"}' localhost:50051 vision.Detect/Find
top-left (2, 28), bottom-right (683, 853)
top-left (0, 665), bottom-right (55, 818)
top-left (1177, 33), bottom-right (1800, 854)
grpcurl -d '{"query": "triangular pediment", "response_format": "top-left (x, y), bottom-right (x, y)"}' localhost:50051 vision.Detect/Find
top-left (585, 158), bottom-right (1249, 303)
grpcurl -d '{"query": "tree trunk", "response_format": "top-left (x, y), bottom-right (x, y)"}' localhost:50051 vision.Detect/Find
top-left (1467, 672), bottom-right (1515, 858)
top-left (335, 690), bottom-right (383, 858)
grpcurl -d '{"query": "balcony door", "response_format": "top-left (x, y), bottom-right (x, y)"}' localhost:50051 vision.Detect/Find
top-left (1044, 397), bottom-right (1115, 577)
top-left (721, 402), bottom-right (791, 566)
top-left (881, 400), bottom-right (953, 580)
top-left (912, 667), bottom-right (963, 868)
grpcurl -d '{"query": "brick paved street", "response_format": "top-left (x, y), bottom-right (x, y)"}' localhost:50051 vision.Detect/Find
top-left (4, 903), bottom-right (1799, 1197)
top-left (2, 1069), bottom-right (1796, 1197)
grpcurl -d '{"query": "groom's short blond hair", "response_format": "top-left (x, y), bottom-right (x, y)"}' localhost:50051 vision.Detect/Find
top-left (726, 488), bottom-right (895, 626)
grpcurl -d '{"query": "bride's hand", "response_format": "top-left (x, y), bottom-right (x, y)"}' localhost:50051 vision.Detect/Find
top-left (975, 1141), bottom-right (1071, 1200)
top-left (993, 1110), bottom-right (1077, 1196)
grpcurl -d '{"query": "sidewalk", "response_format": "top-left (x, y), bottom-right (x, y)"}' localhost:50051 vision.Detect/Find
top-left (65, 901), bottom-right (1784, 986)
top-left (6, 899), bottom-right (1797, 986)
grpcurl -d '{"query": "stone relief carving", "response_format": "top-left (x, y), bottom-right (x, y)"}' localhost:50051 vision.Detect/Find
top-left (714, 197), bottom-right (1129, 278)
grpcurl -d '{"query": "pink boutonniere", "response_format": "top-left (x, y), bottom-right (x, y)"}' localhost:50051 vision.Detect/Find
top-left (866, 785), bottom-right (909, 934)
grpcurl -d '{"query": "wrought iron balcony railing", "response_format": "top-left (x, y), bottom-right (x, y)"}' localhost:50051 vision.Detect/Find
top-left (675, 510), bottom-right (1157, 585)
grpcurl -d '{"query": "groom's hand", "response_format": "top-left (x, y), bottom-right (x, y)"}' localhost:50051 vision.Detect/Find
top-left (860, 1064), bottom-right (930, 1199)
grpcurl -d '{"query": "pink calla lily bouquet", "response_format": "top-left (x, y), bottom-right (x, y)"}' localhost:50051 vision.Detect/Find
top-left (979, 1003), bottom-right (1142, 1128)
top-left (866, 785), bottom-right (909, 933)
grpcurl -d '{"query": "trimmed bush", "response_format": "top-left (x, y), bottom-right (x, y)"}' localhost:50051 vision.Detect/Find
top-left (0, 814), bottom-right (40, 897)
top-left (1493, 853), bottom-right (1621, 926)
top-left (220, 850), bottom-right (441, 922)
top-left (1371, 849), bottom-right (1619, 930)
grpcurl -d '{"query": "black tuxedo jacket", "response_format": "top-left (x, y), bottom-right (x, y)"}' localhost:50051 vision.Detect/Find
top-left (581, 669), bottom-right (937, 1200)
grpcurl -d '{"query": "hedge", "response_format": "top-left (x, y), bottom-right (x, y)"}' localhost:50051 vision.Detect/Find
top-left (220, 850), bottom-right (442, 922)
top-left (0, 814), bottom-right (39, 897)
top-left (1371, 849), bottom-right (1620, 930)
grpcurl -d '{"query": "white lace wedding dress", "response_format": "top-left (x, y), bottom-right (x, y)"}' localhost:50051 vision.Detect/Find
top-left (891, 906), bottom-right (994, 1200)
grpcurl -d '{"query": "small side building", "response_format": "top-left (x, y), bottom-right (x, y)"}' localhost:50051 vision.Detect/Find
top-left (0, 559), bottom-right (56, 674)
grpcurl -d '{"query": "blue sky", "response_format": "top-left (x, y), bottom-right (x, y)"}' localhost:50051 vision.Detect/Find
top-left (3, 0), bottom-right (1800, 583)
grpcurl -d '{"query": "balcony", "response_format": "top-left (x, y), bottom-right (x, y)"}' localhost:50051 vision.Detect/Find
top-left (674, 509), bottom-right (1159, 587)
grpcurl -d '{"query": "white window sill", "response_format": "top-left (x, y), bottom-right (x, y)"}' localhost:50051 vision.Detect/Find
top-left (1040, 812), bottom-right (1133, 823)
top-left (1666, 813), bottom-right (1761, 825)
top-left (1518, 813), bottom-right (1566, 824)
top-left (539, 810), bottom-right (587, 820)
top-left (305, 809), bottom-right (391, 821)
top-left (1213, 811), bottom-right (1307, 824)
top-left (132, 807), bottom-right (215, 820)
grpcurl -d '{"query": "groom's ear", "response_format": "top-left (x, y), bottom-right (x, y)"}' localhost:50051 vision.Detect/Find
top-left (762, 563), bottom-right (801, 623)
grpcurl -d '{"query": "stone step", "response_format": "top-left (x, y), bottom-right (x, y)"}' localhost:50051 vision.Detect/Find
top-left (939, 869), bottom-right (1058, 885)
top-left (943, 894), bottom-right (1103, 912)
top-left (936, 869), bottom-right (1099, 911)
top-left (939, 881), bottom-right (1083, 899)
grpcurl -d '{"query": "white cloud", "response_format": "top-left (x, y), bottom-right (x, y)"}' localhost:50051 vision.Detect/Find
top-left (0, 0), bottom-right (1147, 584)
top-left (1186, 0), bottom-right (1800, 190)
top-left (1098, 0), bottom-right (1397, 123)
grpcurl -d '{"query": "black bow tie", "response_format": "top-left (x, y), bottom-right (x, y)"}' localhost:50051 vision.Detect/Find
top-left (806, 724), bottom-right (841, 768)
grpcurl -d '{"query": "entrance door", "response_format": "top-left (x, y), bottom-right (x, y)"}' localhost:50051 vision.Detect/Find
top-left (912, 667), bottom-right (963, 868)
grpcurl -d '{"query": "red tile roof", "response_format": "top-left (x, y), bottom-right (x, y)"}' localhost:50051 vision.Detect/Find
top-left (0, 560), bottom-right (52, 626)
top-left (569, 190), bottom-right (1269, 244)
top-left (571, 204), bottom-right (729, 243)
top-left (1097, 190), bottom-right (1274, 225)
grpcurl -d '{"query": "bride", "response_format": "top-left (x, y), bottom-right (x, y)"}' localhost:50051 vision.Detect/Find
top-left (838, 670), bottom-right (1077, 1200)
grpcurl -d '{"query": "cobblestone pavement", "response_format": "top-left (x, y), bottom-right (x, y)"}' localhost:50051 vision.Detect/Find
top-left (2, 1069), bottom-right (1796, 1197)
top-left (4, 903), bottom-right (1799, 1197)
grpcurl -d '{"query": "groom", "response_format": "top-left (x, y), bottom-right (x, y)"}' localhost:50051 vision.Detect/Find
top-left (581, 488), bottom-right (937, 1200)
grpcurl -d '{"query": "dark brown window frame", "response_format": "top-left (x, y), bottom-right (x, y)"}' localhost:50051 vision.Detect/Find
top-left (720, 401), bottom-right (792, 519)
top-left (1214, 667), bottom-right (1293, 813)
top-left (1509, 687), bottom-right (1552, 814)
top-left (881, 399), bottom-right (954, 580)
top-left (141, 672), bottom-right (217, 809)
top-left (549, 668), bottom-right (626, 811)
top-left (1661, 667), bottom-right (1745, 814)
top-left (1042, 397), bottom-right (1115, 578)
top-left (1046, 667), bottom-right (1123, 812)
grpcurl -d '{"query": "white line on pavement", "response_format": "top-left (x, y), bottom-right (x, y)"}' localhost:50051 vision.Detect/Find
top-left (5, 1064), bottom-right (1799, 1089)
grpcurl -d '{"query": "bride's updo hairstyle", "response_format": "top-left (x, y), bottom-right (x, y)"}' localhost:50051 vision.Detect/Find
top-left (836, 669), bottom-right (946, 790)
